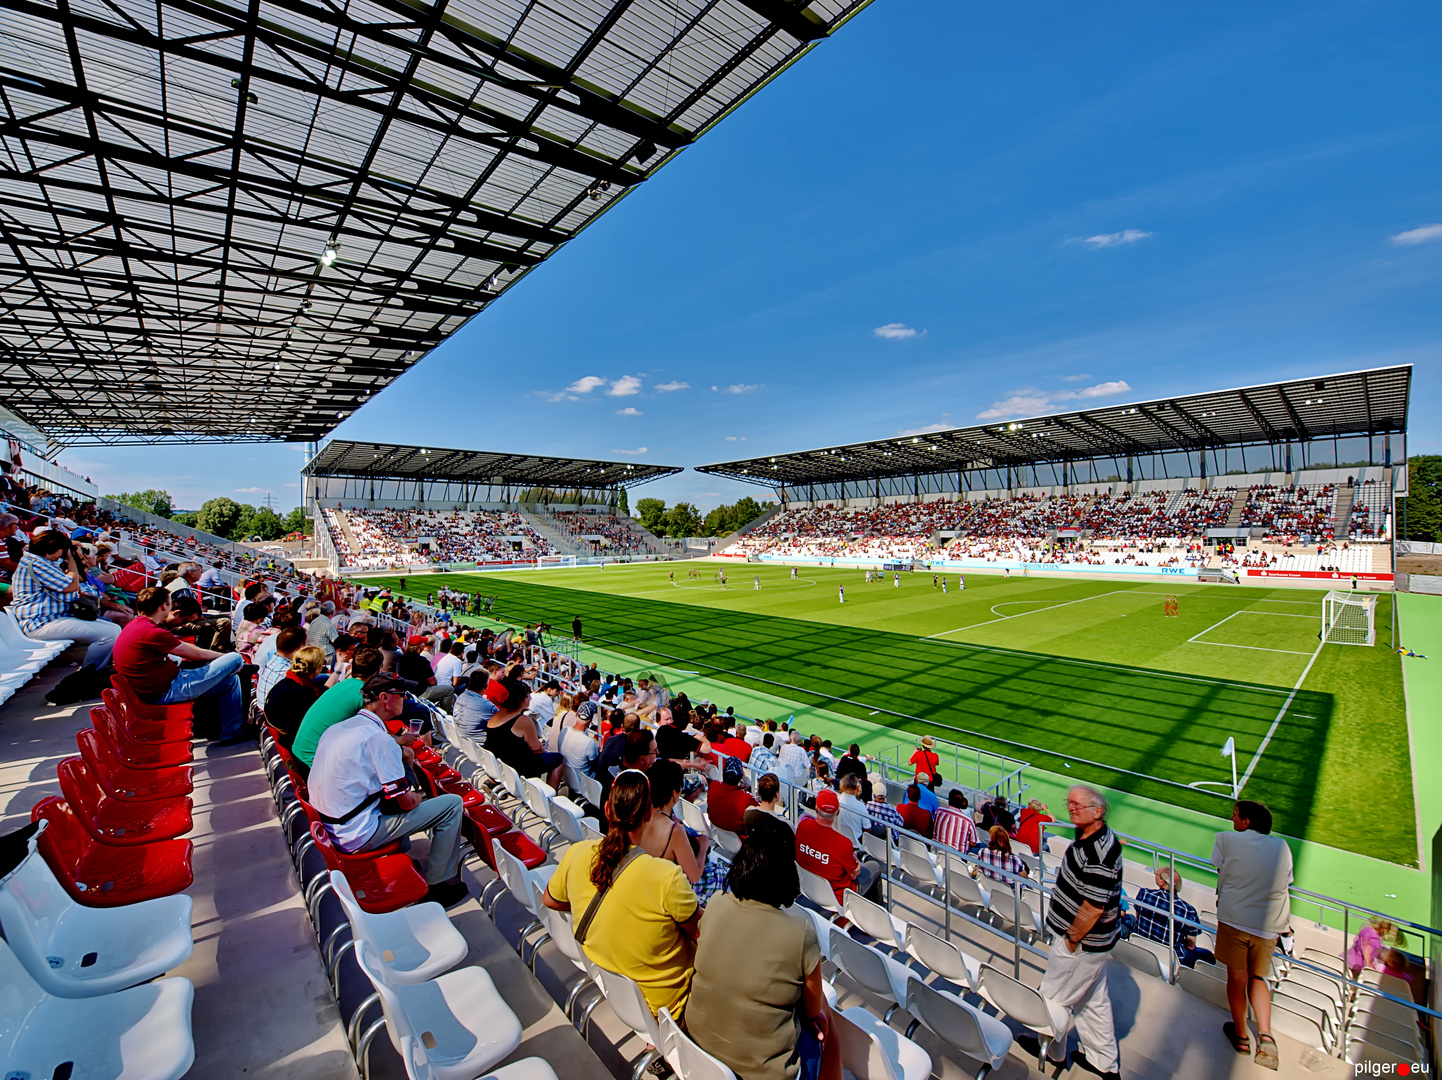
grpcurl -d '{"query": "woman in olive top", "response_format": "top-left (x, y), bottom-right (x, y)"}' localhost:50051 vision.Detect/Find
top-left (687, 815), bottom-right (840, 1080)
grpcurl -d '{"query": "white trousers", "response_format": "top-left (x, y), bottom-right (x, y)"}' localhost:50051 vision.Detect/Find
top-left (1039, 941), bottom-right (1119, 1072)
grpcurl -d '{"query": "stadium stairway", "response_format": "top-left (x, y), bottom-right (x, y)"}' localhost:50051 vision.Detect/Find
top-left (714, 502), bottom-right (785, 552)
top-left (519, 507), bottom-right (590, 558)
top-left (330, 508), bottom-right (365, 560)
top-left (1224, 498), bottom-right (1248, 529)
top-left (1333, 489), bottom-right (1354, 538)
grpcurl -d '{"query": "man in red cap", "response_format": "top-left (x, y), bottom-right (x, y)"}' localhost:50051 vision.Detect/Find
top-left (796, 788), bottom-right (882, 906)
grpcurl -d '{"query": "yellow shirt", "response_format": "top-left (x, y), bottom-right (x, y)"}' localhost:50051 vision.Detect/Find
top-left (547, 839), bottom-right (698, 1017)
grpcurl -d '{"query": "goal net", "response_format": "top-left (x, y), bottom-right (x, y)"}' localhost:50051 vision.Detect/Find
top-left (536, 554), bottom-right (577, 569)
top-left (1322, 590), bottom-right (1376, 646)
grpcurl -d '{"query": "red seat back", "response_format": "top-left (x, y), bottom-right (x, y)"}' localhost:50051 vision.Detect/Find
top-left (32, 797), bottom-right (90, 868)
top-left (76, 729), bottom-right (193, 801)
top-left (56, 757), bottom-right (104, 819)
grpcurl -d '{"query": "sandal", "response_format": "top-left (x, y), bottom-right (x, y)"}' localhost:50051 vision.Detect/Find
top-left (1255, 1034), bottom-right (1279, 1071)
top-left (1222, 1021), bottom-right (1250, 1054)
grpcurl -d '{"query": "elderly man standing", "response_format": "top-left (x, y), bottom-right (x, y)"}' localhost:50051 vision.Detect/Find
top-left (1213, 800), bottom-right (1293, 1070)
top-left (1039, 786), bottom-right (1123, 1080)
top-left (307, 600), bottom-right (339, 663)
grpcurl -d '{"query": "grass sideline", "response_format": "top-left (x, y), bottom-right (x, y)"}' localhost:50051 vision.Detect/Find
top-left (374, 563), bottom-right (1416, 865)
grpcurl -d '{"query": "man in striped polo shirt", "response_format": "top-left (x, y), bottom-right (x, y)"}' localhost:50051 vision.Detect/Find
top-left (1040, 785), bottom-right (1123, 1078)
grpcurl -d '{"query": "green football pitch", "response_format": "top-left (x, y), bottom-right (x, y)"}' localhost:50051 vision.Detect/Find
top-left (369, 564), bottom-right (1416, 865)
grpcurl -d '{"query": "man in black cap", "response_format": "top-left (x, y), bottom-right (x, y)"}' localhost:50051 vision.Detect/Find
top-left (308, 673), bottom-right (467, 908)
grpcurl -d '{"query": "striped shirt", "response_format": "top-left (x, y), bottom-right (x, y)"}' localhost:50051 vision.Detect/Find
top-left (975, 846), bottom-right (1030, 887)
top-left (866, 798), bottom-right (904, 829)
top-left (932, 806), bottom-right (979, 853)
top-left (1044, 825), bottom-right (1122, 952)
top-left (256, 652), bottom-right (293, 712)
top-left (9, 552), bottom-right (75, 633)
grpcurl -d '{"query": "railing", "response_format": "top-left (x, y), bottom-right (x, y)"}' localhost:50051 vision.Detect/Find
top-left (99, 497), bottom-right (296, 570)
top-left (873, 736), bottom-right (1029, 804)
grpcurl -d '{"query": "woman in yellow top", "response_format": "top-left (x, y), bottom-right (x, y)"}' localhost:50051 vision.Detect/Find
top-left (544, 771), bottom-right (701, 1018)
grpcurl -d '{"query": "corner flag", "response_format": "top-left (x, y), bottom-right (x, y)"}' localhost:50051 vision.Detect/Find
top-left (1221, 737), bottom-right (1238, 798)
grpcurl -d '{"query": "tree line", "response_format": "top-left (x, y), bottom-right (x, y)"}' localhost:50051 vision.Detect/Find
top-left (632, 494), bottom-right (772, 538)
top-left (1403, 456), bottom-right (1442, 543)
top-left (104, 490), bottom-right (311, 543)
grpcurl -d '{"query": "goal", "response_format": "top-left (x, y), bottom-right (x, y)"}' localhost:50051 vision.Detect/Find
top-left (1322, 590), bottom-right (1376, 646)
top-left (536, 554), bottom-right (577, 569)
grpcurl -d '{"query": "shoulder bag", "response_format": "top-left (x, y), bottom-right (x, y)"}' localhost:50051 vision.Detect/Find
top-left (573, 845), bottom-right (646, 946)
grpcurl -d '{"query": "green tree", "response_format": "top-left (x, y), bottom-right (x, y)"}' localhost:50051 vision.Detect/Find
top-left (171, 511), bottom-right (198, 528)
top-left (703, 505), bottom-right (735, 537)
top-left (106, 489), bottom-right (173, 518)
top-left (732, 495), bottom-right (766, 527)
top-left (617, 488), bottom-right (629, 516)
top-left (196, 497), bottom-right (243, 538)
top-left (636, 497), bottom-right (667, 535)
top-left (665, 502), bottom-right (704, 538)
top-left (238, 507), bottom-right (286, 541)
top-left (1403, 455), bottom-right (1442, 543)
top-left (282, 507), bottom-right (313, 536)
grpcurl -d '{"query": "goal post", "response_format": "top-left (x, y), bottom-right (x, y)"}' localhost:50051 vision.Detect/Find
top-left (536, 554), bottom-right (577, 569)
top-left (1322, 590), bottom-right (1376, 646)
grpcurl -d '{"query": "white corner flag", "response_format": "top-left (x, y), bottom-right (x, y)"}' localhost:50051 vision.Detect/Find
top-left (1221, 737), bottom-right (1238, 799)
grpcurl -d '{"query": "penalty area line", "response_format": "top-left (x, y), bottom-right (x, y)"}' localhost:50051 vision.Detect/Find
top-left (1237, 637), bottom-right (1326, 795)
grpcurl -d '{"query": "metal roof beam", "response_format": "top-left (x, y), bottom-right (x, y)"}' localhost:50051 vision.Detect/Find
top-left (735, 0), bottom-right (831, 42)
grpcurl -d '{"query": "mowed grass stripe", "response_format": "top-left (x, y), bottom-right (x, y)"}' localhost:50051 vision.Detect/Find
top-left (378, 573), bottom-right (1331, 829)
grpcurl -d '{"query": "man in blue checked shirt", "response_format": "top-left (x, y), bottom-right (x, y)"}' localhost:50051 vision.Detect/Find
top-left (1131, 867), bottom-right (1215, 969)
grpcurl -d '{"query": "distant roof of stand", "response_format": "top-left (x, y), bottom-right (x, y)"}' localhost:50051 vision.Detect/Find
top-left (0, 0), bottom-right (873, 447)
top-left (304, 439), bottom-right (680, 488)
top-left (697, 366), bottom-right (1412, 487)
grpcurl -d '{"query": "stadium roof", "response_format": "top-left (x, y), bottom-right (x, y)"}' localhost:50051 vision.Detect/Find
top-left (304, 438), bottom-right (680, 488)
top-left (698, 365), bottom-right (1412, 487)
top-left (0, 0), bottom-right (872, 447)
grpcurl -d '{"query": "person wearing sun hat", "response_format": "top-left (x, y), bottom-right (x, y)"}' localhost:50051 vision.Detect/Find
top-left (909, 734), bottom-right (940, 780)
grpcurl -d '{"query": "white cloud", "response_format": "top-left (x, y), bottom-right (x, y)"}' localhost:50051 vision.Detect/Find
top-left (234, 486), bottom-right (269, 494)
top-left (873, 323), bottom-right (919, 340)
top-left (1392, 224), bottom-right (1442, 246)
top-left (283, 483), bottom-right (298, 488)
top-left (612, 447), bottom-right (648, 455)
top-left (567, 375), bottom-right (607, 394)
top-left (1058, 373), bottom-right (1093, 382)
top-left (720, 383), bottom-right (759, 395)
top-left (724, 435), bottom-right (747, 442)
top-left (615, 407), bottom-right (643, 416)
top-left (896, 422), bottom-right (953, 437)
top-left (1079, 229), bottom-right (1153, 249)
top-left (655, 380), bottom-right (689, 392)
top-left (607, 375), bottom-right (642, 397)
top-left (976, 379), bottom-right (1132, 421)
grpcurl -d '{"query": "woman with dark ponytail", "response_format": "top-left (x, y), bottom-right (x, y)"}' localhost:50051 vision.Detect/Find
top-left (544, 770), bottom-right (701, 1018)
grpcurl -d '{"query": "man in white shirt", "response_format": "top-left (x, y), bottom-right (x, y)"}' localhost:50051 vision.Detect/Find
top-left (634, 677), bottom-right (659, 721)
top-left (433, 639), bottom-right (465, 695)
top-left (1211, 799), bottom-right (1294, 1069)
top-left (560, 701), bottom-right (600, 779)
top-left (529, 680), bottom-right (560, 730)
top-left (309, 674), bottom-right (467, 908)
top-left (835, 773), bottom-right (872, 844)
top-left (777, 731), bottom-right (810, 789)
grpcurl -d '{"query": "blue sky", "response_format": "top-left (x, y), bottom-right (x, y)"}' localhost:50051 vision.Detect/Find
top-left (67, 0), bottom-right (1441, 512)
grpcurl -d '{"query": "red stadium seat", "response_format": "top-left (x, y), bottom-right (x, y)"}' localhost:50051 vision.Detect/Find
top-left (56, 758), bottom-right (193, 846)
top-left (106, 676), bottom-right (195, 726)
top-left (101, 689), bottom-right (193, 743)
top-left (293, 796), bottom-right (427, 914)
top-left (90, 708), bottom-right (193, 770)
top-left (31, 798), bottom-right (193, 907)
top-left (76, 729), bottom-right (193, 802)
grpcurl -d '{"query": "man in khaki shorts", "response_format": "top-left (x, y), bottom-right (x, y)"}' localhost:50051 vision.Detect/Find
top-left (1212, 800), bottom-right (1294, 1070)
